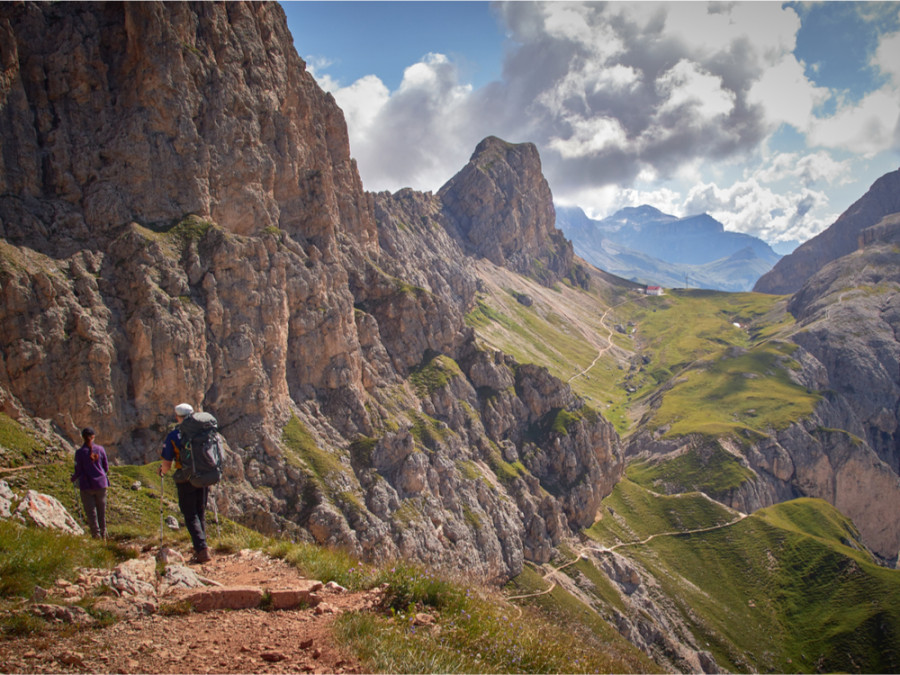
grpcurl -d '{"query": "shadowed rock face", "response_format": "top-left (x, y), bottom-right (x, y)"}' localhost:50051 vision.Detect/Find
top-left (787, 219), bottom-right (900, 476)
top-left (0, 1), bottom-right (620, 580)
top-left (0, 1), bottom-right (375, 250)
top-left (754, 169), bottom-right (900, 295)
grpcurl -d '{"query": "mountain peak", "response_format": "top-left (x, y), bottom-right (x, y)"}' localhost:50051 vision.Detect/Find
top-left (470, 135), bottom-right (529, 159)
top-left (616, 204), bottom-right (668, 220)
top-left (438, 136), bottom-right (574, 286)
top-left (556, 203), bottom-right (780, 290)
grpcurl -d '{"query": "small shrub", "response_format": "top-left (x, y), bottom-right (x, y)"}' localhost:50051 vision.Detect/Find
top-left (1, 612), bottom-right (47, 637)
top-left (375, 562), bottom-right (463, 614)
top-left (274, 541), bottom-right (376, 591)
top-left (158, 599), bottom-right (193, 616)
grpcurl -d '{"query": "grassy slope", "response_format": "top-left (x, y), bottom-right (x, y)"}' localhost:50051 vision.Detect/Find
top-left (579, 480), bottom-right (900, 673)
top-left (467, 266), bottom-right (812, 440)
top-left (4, 262), bottom-right (896, 672)
top-left (466, 261), bottom-right (638, 431)
top-left (626, 444), bottom-right (758, 498)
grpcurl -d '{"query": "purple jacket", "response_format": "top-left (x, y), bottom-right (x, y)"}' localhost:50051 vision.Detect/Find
top-left (71, 444), bottom-right (110, 490)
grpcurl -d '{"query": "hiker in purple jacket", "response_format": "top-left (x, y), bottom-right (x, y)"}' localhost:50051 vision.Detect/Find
top-left (70, 427), bottom-right (110, 538)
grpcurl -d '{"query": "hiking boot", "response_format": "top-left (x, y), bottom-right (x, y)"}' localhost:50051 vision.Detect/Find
top-left (192, 547), bottom-right (212, 564)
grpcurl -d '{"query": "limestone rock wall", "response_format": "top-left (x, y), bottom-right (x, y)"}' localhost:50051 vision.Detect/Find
top-left (0, 1), bottom-right (375, 249)
top-left (0, 1), bottom-right (622, 581)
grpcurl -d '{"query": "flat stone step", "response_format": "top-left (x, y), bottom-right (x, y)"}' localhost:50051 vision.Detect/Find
top-left (182, 586), bottom-right (265, 612)
top-left (269, 580), bottom-right (324, 609)
top-left (181, 580), bottom-right (325, 612)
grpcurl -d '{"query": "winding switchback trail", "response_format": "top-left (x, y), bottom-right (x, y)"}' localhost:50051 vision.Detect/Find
top-left (584, 511), bottom-right (748, 556)
top-left (566, 297), bottom-right (635, 385)
top-left (506, 508), bottom-right (748, 608)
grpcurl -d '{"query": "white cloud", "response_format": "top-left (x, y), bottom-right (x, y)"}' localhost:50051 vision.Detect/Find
top-left (683, 177), bottom-right (835, 243)
top-left (331, 75), bottom-right (390, 134)
top-left (807, 89), bottom-right (900, 156)
top-left (493, 1), bottom-right (803, 193)
top-left (803, 27), bottom-right (900, 156)
top-left (661, 1), bottom-right (799, 61)
top-left (325, 53), bottom-right (480, 192)
top-left (873, 31), bottom-right (900, 85)
top-left (547, 115), bottom-right (628, 159)
top-left (305, 56), bottom-right (341, 94)
top-left (303, 1), bottom-right (893, 244)
top-left (657, 59), bottom-right (735, 120)
top-left (751, 151), bottom-right (853, 189)
top-left (748, 56), bottom-right (829, 131)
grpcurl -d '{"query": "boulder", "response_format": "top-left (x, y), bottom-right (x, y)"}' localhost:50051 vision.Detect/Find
top-left (14, 490), bottom-right (83, 535)
top-left (181, 586), bottom-right (265, 612)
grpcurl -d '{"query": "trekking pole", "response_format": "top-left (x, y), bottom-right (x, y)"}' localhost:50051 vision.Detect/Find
top-left (73, 481), bottom-right (84, 524)
top-left (159, 473), bottom-right (165, 549)
top-left (211, 485), bottom-right (221, 539)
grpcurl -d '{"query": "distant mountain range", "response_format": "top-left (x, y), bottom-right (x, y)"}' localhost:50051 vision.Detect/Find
top-left (556, 204), bottom-right (782, 292)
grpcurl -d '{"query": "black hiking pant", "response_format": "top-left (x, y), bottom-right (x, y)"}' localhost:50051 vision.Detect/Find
top-left (176, 481), bottom-right (208, 552)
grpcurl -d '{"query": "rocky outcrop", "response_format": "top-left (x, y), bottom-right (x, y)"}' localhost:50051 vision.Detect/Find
top-left (439, 137), bottom-right (578, 287)
top-left (630, 419), bottom-right (900, 561)
top-left (786, 221), bottom-right (900, 472)
top-left (1, 483), bottom-right (84, 535)
top-left (754, 168), bottom-right (900, 294)
top-left (561, 549), bottom-right (722, 673)
top-left (0, 0), bottom-right (373, 451)
top-left (0, 1), bottom-right (375, 250)
top-left (0, 2), bottom-right (623, 581)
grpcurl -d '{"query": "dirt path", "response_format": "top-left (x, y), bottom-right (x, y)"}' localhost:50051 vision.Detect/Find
top-left (0, 464), bottom-right (35, 474)
top-left (566, 299), bottom-right (632, 385)
top-left (471, 260), bottom-right (637, 384)
top-left (506, 506), bottom-right (748, 608)
top-left (505, 553), bottom-right (585, 608)
top-left (584, 511), bottom-right (748, 556)
top-left (0, 549), bottom-right (379, 674)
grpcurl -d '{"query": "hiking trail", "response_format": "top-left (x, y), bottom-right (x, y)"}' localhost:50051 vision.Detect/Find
top-left (506, 506), bottom-right (748, 611)
top-left (0, 547), bottom-right (378, 674)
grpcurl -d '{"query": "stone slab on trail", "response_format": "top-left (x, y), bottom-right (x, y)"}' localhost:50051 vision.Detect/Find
top-left (269, 581), bottom-right (324, 609)
top-left (182, 585), bottom-right (266, 612)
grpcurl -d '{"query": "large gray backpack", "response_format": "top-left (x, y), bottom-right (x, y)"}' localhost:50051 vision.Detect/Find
top-left (179, 412), bottom-right (224, 488)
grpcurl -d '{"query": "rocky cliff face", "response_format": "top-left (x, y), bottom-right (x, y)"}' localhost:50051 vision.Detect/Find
top-left (439, 137), bottom-right (580, 288)
top-left (787, 217), bottom-right (900, 471)
top-left (0, 1), bottom-right (621, 580)
top-left (0, 0), bottom-right (373, 449)
top-left (754, 168), bottom-right (900, 294)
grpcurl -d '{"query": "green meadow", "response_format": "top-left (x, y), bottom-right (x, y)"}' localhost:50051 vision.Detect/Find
top-left (566, 478), bottom-right (900, 673)
top-left (467, 281), bottom-right (812, 439)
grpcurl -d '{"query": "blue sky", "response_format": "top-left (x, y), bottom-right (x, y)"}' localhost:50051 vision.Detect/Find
top-left (281, 1), bottom-right (900, 246)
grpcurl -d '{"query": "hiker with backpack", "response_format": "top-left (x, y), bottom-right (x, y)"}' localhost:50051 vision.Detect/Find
top-left (158, 403), bottom-right (223, 564)
top-left (70, 427), bottom-right (110, 539)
